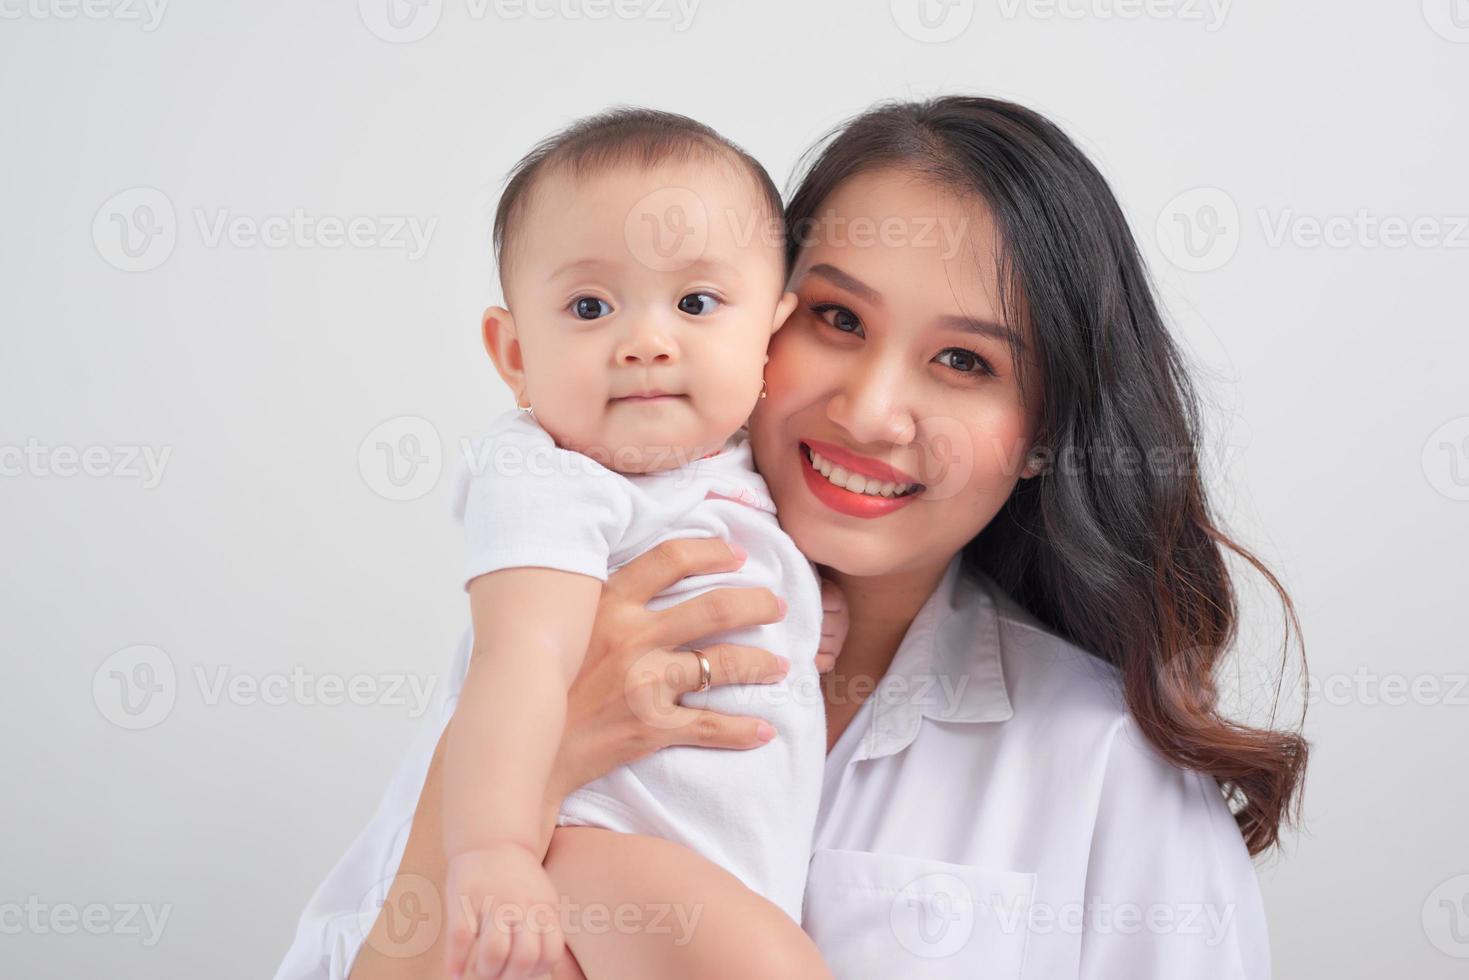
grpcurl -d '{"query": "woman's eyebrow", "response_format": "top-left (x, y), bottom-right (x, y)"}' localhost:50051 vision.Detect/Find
top-left (803, 263), bottom-right (884, 308)
top-left (936, 313), bottom-right (1028, 353)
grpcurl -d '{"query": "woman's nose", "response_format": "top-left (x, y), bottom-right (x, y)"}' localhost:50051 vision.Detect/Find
top-left (825, 360), bottom-right (918, 447)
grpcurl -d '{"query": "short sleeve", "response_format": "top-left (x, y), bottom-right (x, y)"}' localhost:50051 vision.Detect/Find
top-left (450, 416), bottom-right (634, 588)
top-left (1078, 716), bottom-right (1272, 980)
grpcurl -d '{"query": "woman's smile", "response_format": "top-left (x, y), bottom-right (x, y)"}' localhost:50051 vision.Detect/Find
top-left (796, 440), bottom-right (925, 518)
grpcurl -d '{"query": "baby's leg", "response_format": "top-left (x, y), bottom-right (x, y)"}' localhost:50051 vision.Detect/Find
top-left (543, 826), bottom-right (830, 980)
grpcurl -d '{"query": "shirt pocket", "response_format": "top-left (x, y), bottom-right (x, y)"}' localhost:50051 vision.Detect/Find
top-left (802, 848), bottom-right (1037, 980)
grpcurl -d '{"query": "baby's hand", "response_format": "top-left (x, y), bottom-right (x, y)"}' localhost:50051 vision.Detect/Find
top-left (444, 843), bottom-right (564, 980)
top-left (817, 576), bottom-right (849, 674)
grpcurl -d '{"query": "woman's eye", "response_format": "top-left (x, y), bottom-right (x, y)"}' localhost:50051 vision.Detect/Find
top-left (677, 293), bottom-right (720, 316)
top-left (811, 303), bottom-right (863, 336)
top-left (935, 347), bottom-right (994, 376)
top-left (571, 297), bottom-right (613, 320)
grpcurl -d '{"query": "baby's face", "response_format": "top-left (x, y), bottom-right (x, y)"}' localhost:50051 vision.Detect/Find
top-left (491, 159), bottom-right (796, 473)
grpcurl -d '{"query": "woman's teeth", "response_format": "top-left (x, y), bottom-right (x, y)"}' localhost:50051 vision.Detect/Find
top-left (805, 445), bottom-right (918, 498)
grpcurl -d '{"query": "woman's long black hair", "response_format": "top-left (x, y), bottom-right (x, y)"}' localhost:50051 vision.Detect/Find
top-left (786, 97), bottom-right (1307, 855)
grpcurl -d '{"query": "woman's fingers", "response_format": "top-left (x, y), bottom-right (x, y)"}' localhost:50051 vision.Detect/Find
top-left (659, 642), bottom-right (789, 694)
top-left (647, 585), bottom-right (786, 652)
top-left (605, 536), bottom-right (745, 605)
top-left (661, 705), bottom-right (780, 751)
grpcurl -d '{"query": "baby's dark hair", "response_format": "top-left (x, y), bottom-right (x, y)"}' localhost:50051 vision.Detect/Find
top-left (492, 107), bottom-right (785, 288)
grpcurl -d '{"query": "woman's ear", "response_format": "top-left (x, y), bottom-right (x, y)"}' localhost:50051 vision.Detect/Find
top-left (771, 291), bottom-right (799, 335)
top-left (481, 306), bottom-right (528, 406)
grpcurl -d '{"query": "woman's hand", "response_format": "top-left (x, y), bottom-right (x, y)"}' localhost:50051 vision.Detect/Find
top-left (352, 536), bottom-right (828, 980)
top-left (542, 537), bottom-right (800, 833)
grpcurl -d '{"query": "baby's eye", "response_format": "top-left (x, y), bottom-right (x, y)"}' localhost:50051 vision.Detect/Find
top-left (571, 296), bottom-right (613, 320)
top-left (677, 293), bottom-right (721, 316)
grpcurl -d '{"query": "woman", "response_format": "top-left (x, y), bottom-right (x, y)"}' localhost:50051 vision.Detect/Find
top-left (277, 96), bottom-right (1306, 979)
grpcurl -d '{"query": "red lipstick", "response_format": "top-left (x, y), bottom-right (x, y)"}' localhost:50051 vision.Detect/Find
top-left (797, 442), bottom-right (923, 519)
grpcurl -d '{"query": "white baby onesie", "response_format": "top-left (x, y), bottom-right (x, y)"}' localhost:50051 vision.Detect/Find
top-left (449, 408), bottom-right (826, 923)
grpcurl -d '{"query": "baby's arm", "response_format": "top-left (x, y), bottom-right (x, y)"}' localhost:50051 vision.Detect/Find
top-left (442, 566), bottom-right (601, 980)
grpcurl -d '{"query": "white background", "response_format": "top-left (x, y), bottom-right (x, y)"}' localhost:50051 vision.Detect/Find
top-left (2, 1), bottom-right (1466, 976)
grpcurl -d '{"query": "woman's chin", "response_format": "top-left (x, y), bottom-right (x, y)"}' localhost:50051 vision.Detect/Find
top-left (781, 516), bottom-right (906, 578)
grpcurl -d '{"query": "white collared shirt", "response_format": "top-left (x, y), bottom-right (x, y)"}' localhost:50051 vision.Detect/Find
top-left (274, 555), bottom-right (1270, 980)
top-left (799, 555), bottom-right (1270, 978)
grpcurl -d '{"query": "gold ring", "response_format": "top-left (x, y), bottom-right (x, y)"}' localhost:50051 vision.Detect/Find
top-left (689, 648), bottom-right (712, 693)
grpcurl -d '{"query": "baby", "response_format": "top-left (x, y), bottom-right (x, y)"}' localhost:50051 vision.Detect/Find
top-left (443, 109), bottom-right (843, 979)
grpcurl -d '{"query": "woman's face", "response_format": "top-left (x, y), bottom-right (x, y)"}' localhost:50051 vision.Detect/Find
top-left (749, 167), bottom-right (1044, 580)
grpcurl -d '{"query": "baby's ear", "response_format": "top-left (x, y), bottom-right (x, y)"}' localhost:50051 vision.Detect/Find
top-left (771, 291), bottom-right (799, 334)
top-left (481, 306), bottom-right (527, 402)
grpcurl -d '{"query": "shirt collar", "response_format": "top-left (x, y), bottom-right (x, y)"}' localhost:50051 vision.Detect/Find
top-left (852, 553), bottom-right (1015, 764)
